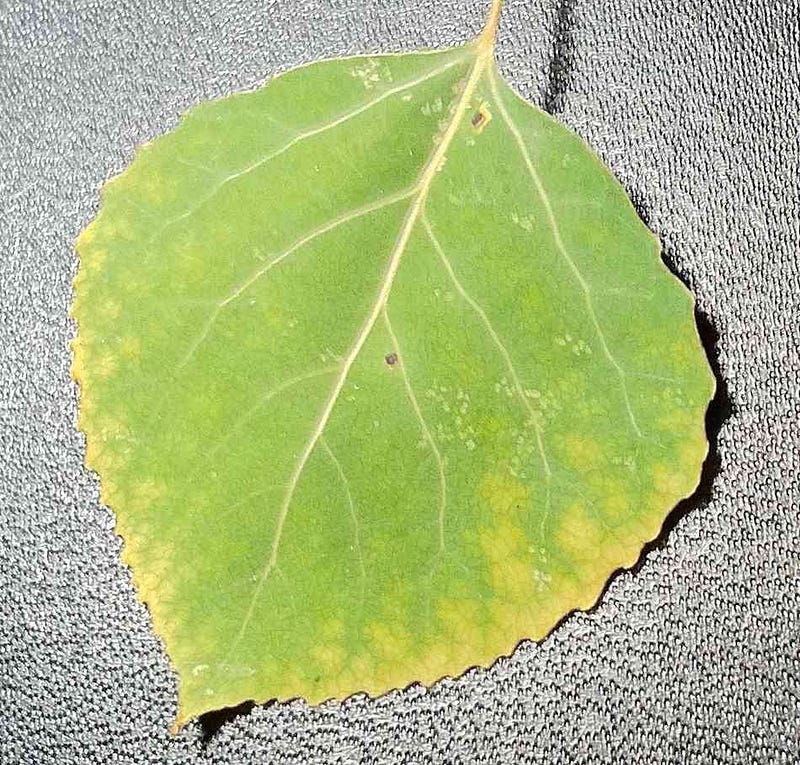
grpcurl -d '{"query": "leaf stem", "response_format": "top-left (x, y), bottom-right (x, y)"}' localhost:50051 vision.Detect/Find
top-left (478, 0), bottom-right (503, 51)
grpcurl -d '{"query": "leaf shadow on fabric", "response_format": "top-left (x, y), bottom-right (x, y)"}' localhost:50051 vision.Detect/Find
top-left (199, 700), bottom-right (258, 743)
top-left (542, 0), bottom-right (577, 116)
top-left (625, 188), bottom-right (733, 569)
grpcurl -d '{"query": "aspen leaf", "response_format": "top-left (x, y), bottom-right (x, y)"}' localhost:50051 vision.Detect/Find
top-left (71, 0), bottom-right (714, 728)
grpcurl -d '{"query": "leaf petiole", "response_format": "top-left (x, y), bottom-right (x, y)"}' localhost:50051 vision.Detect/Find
top-left (479, 0), bottom-right (504, 51)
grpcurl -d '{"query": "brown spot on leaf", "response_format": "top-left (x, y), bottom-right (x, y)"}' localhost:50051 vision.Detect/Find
top-left (471, 103), bottom-right (492, 133)
top-left (385, 352), bottom-right (398, 366)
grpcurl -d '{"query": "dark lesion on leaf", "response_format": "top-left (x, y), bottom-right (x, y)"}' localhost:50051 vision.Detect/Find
top-left (471, 103), bottom-right (492, 133)
top-left (385, 352), bottom-right (398, 367)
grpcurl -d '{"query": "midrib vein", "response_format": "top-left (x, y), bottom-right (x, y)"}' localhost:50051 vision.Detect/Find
top-left (230, 41), bottom-right (496, 650)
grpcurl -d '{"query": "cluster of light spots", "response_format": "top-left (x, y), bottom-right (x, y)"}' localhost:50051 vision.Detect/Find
top-left (219, 662), bottom-right (256, 680)
top-left (83, 414), bottom-right (130, 478)
top-left (318, 346), bottom-right (340, 364)
top-left (609, 451), bottom-right (637, 472)
top-left (510, 210), bottom-right (535, 232)
top-left (555, 333), bottom-right (592, 357)
top-left (350, 59), bottom-right (392, 90)
top-left (425, 383), bottom-right (477, 451)
top-left (657, 385), bottom-right (690, 412)
top-left (523, 387), bottom-right (545, 404)
top-left (343, 380), bottom-right (361, 404)
top-left (532, 567), bottom-right (552, 592)
top-left (445, 177), bottom-right (486, 207)
top-left (495, 376), bottom-right (555, 423)
top-left (420, 96), bottom-right (444, 117)
top-left (508, 422), bottom-right (542, 479)
top-left (431, 286), bottom-right (455, 303)
top-left (494, 375), bottom-right (514, 399)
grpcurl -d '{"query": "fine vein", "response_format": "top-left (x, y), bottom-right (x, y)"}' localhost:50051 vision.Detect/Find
top-left (488, 68), bottom-right (642, 437)
top-left (424, 216), bottom-right (551, 479)
top-left (320, 436), bottom-right (367, 592)
top-left (383, 306), bottom-right (448, 550)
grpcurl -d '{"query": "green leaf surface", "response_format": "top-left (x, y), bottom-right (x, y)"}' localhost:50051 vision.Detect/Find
top-left (72, 0), bottom-right (714, 728)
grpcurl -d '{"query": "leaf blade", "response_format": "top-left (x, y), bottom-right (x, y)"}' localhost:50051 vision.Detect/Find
top-left (73, 36), bottom-right (714, 727)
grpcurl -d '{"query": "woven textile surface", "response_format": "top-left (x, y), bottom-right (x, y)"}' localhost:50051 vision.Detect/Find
top-left (1, 0), bottom-right (798, 762)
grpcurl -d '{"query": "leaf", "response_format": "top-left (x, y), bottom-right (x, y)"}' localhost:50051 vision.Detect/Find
top-left (71, 0), bottom-right (714, 729)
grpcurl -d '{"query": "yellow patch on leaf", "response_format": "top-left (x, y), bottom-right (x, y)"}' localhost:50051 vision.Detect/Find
top-left (310, 643), bottom-right (346, 676)
top-left (563, 434), bottom-right (602, 471)
top-left (556, 502), bottom-right (604, 568)
top-left (653, 463), bottom-right (695, 502)
top-left (367, 620), bottom-right (412, 664)
top-left (478, 472), bottom-right (529, 516)
top-left (95, 349), bottom-right (118, 379)
top-left (120, 335), bottom-right (142, 362)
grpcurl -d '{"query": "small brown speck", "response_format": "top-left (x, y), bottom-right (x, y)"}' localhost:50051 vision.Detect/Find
top-left (471, 103), bottom-right (492, 133)
top-left (385, 352), bottom-right (398, 366)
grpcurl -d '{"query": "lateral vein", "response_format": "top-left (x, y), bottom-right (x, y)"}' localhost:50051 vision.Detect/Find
top-left (177, 185), bottom-right (414, 368)
top-left (489, 69), bottom-right (641, 437)
top-left (148, 57), bottom-right (466, 244)
top-left (320, 436), bottom-right (367, 595)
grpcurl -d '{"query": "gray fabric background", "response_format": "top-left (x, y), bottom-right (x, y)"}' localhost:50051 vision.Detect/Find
top-left (1, 0), bottom-right (798, 762)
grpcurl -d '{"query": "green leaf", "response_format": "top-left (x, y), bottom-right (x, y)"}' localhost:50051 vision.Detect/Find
top-left (72, 0), bottom-right (714, 728)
